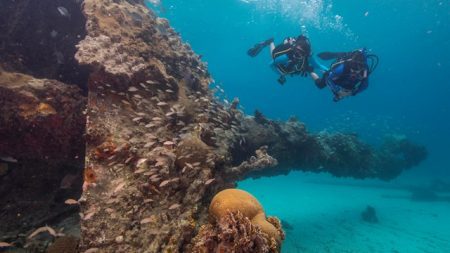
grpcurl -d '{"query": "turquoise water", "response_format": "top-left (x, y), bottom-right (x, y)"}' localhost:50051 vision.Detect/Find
top-left (149, 1), bottom-right (450, 252)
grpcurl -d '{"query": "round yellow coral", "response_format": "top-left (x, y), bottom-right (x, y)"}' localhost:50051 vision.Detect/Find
top-left (209, 189), bottom-right (282, 242)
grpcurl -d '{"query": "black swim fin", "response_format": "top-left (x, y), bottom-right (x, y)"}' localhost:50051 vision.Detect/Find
top-left (247, 38), bottom-right (274, 57)
top-left (317, 52), bottom-right (348, 60)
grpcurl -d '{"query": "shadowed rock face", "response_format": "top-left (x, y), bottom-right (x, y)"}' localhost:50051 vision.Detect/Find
top-left (0, 70), bottom-right (85, 248)
top-left (0, 0), bottom-right (88, 249)
top-left (0, 71), bottom-right (86, 163)
top-left (0, 0), bottom-right (427, 252)
top-left (0, 0), bottom-right (90, 89)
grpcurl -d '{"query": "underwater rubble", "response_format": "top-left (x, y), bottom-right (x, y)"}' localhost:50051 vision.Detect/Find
top-left (0, 0), bottom-right (427, 252)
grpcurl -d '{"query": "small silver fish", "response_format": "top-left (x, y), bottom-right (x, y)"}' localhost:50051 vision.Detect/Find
top-left (57, 6), bottom-right (71, 18)
top-left (147, 0), bottom-right (161, 6)
top-left (50, 30), bottom-right (58, 38)
top-left (54, 51), bottom-right (64, 64)
top-left (0, 156), bottom-right (17, 163)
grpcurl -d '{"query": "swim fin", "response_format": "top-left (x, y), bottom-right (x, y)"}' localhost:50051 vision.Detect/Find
top-left (317, 52), bottom-right (348, 60)
top-left (247, 38), bottom-right (274, 57)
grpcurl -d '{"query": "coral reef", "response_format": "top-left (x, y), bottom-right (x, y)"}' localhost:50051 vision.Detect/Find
top-left (0, 0), bottom-right (428, 252)
top-left (233, 113), bottom-right (427, 180)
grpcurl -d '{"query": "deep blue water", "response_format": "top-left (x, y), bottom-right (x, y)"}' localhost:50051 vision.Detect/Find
top-left (152, 0), bottom-right (450, 181)
top-left (148, 1), bottom-right (450, 251)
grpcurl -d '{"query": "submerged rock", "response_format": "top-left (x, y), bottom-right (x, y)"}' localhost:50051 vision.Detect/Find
top-left (361, 205), bottom-right (379, 224)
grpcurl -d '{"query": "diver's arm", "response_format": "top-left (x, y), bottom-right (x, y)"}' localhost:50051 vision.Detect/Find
top-left (310, 71), bottom-right (326, 89)
top-left (308, 56), bottom-right (327, 87)
top-left (326, 65), bottom-right (347, 101)
top-left (310, 62), bottom-right (345, 90)
top-left (310, 56), bottom-right (328, 73)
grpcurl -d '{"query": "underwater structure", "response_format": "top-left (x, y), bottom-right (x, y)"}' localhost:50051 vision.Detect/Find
top-left (0, 0), bottom-right (427, 252)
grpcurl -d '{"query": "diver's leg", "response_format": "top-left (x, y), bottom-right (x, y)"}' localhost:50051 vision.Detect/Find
top-left (247, 38), bottom-right (274, 57)
top-left (270, 42), bottom-right (275, 56)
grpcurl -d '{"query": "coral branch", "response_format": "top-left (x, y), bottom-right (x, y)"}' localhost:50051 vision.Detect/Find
top-left (226, 146), bottom-right (278, 180)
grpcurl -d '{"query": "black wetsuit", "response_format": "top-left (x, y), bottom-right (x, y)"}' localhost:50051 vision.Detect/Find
top-left (272, 36), bottom-right (311, 76)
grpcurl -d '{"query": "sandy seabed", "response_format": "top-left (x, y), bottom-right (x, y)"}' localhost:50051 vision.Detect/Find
top-left (239, 172), bottom-right (450, 253)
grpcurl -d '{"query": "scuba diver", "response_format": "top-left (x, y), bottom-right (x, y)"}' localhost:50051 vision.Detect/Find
top-left (309, 48), bottom-right (378, 101)
top-left (247, 35), bottom-right (312, 85)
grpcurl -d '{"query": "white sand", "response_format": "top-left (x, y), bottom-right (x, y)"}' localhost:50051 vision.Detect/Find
top-left (239, 172), bottom-right (450, 253)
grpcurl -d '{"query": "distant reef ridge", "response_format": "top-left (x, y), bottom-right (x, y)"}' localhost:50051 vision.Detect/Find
top-left (0, 0), bottom-right (427, 252)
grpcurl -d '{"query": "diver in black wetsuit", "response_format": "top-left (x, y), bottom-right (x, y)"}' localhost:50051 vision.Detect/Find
top-left (247, 35), bottom-right (312, 85)
top-left (309, 48), bottom-right (378, 101)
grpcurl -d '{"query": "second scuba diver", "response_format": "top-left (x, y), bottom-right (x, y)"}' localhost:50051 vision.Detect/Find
top-left (247, 35), bottom-right (313, 85)
top-left (309, 48), bottom-right (378, 101)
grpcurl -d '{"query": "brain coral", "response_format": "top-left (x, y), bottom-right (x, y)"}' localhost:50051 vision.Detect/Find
top-left (209, 188), bottom-right (284, 242)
